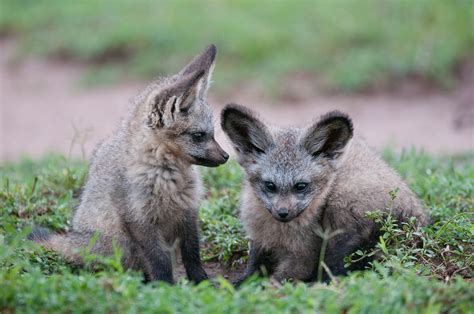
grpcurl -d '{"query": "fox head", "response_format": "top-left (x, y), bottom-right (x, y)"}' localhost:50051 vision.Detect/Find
top-left (221, 104), bottom-right (353, 223)
top-left (134, 44), bottom-right (228, 167)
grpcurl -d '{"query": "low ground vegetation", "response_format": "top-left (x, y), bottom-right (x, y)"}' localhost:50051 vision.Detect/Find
top-left (0, 150), bottom-right (472, 312)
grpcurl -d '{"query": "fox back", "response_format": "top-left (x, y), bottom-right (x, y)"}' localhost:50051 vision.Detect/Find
top-left (222, 104), bottom-right (427, 282)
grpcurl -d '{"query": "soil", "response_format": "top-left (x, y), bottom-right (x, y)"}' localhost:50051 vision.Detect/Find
top-left (1, 39), bottom-right (473, 161)
top-left (174, 261), bottom-right (245, 283)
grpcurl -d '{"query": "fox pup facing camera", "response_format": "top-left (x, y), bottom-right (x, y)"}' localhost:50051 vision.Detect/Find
top-left (29, 44), bottom-right (229, 284)
top-left (221, 104), bottom-right (427, 284)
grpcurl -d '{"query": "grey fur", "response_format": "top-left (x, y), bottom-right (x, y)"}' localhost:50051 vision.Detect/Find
top-left (221, 104), bottom-right (427, 283)
top-left (28, 227), bottom-right (51, 242)
top-left (30, 44), bottom-right (228, 283)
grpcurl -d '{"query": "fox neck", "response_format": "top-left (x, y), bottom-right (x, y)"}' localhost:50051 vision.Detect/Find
top-left (124, 126), bottom-right (199, 191)
top-left (124, 129), bottom-right (201, 225)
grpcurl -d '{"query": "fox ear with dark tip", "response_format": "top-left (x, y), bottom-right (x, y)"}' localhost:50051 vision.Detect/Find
top-left (221, 104), bottom-right (273, 165)
top-left (179, 44), bottom-right (217, 100)
top-left (302, 111), bottom-right (353, 160)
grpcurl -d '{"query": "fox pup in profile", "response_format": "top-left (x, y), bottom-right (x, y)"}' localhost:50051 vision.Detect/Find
top-left (221, 104), bottom-right (427, 284)
top-left (29, 44), bottom-right (229, 284)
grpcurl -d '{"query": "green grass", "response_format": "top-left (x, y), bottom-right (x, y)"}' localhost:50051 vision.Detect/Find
top-left (0, 151), bottom-right (473, 312)
top-left (1, 0), bottom-right (473, 93)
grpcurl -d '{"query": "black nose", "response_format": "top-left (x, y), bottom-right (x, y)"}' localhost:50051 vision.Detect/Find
top-left (222, 152), bottom-right (229, 161)
top-left (277, 208), bottom-right (289, 218)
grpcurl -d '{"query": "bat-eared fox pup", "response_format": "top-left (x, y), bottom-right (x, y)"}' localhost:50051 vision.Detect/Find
top-left (221, 104), bottom-right (427, 284)
top-left (29, 44), bottom-right (229, 284)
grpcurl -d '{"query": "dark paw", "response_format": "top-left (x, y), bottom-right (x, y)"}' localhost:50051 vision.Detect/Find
top-left (231, 276), bottom-right (248, 287)
top-left (188, 268), bottom-right (208, 283)
top-left (147, 271), bottom-right (174, 284)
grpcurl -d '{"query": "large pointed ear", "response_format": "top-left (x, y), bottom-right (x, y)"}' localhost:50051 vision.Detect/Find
top-left (221, 104), bottom-right (273, 163)
top-left (302, 111), bottom-right (353, 160)
top-left (147, 69), bottom-right (205, 128)
top-left (179, 44), bottom-right (217, 100)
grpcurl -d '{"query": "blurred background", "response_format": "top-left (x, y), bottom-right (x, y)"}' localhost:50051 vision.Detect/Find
top-left (0, 0), bottom-right (473, 161)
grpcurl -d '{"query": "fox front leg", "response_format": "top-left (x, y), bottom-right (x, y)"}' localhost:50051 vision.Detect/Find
top-left (233, 241), bottom-right (274, 286)
top-left (324, 230), bottom-right (377, 279)
top-left (124, 220), bottom-right (174, 284)
top-left (272, 252), bottom-right (318, 283)
top-left (146, 244), bottom-right (174, 283)
top-left (180, 212), bottom-right (208, 283)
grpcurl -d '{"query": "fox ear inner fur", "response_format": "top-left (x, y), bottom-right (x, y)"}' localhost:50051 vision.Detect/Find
top-left (172, 69), bottom-right (206, 114)
top-left (147, 69), bottom-right (205, 129)
top-left (302, 111), bottom-right (353, 159)
top-left (221, 104), bottom-right (273, 158)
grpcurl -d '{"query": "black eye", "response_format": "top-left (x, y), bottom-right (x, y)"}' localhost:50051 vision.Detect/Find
top-left (264, 181), bottom-right (277, 193)
top-left (294, 182), bottom-right (308, 193)
top-left (191, 132), bottom-right (206, 142)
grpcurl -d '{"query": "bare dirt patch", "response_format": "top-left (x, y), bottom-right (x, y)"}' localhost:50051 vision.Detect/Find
top-left (174, 261), bottom-right (244, 283)
top-left (1, 39), bottom-right (472, 161)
